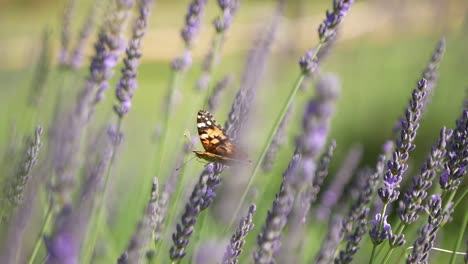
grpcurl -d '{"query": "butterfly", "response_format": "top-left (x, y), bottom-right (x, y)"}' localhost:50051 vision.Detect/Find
top-left (193, 109), bottom-right (251, 165)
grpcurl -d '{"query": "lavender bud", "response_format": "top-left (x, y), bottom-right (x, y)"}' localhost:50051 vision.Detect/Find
top-left (171, 50), bottom-right (193, 72)
top-left (335, 150), bottom-right (386, 263)
top-left (299, 49), bottom-right (319, 75)
top-left (223, 204), bottom-right (256, 264)
top-left (316, 144), bottom-right (363, 221)
top-left (70, 2), bottom-right (99, 69)
top-left (91, 0), bottom-right (135, 107)
top-left (114, 0), bottom-right (155, 118)
top-left (318, 0), bottom-right (354, 43)
top-left (407, 194), bottom-right (444, 263)
top-left (369, 214), bottom-right (392, 245)
top-left (170, 164), bottom-right (214, 260)
top-left (208, 74), bottom-right (233, 112)
top-left (118, 177), bottom-right (158, 263)
top-left (4, 126), bottom-right (43, 214)
top-left (59, 0), bottom-right (75, 66)
top-left (262, 106), bottom-right (294, 172)
top-left (253, 153), bottom-right (301, 264)
top-left (378, 79), bottom-right (428, 204)
top-left (440, 108), bottom-right (468, 191)
top-left (398, 127), bottom-right (451, 225)
top-left (181, 0), bottom-right (207, 47)
top-left (314, 215), bottom-right (344, 264)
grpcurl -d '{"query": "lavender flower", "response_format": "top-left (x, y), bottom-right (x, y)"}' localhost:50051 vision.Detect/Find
top-left (45, 206), bottom-right (80, 264)
top-left (181, 0), bottom-right (207, 48)
top-left (114, 0), bottom-right (155, 117)
top-left (169, 164), bottom-right (214, 260)
top-left (301, 140), bottom-right (337, 220)
top-left (439, 108), bottom-right (468, 191)
top-left (253, 153), bottom-right (301, 264)
top-left (74, 0), bottom-right (134, 121)
top-left (335, 208), bottom-right (369, 264)
top-left (223, 204), bottom-right (256, 264)
top-left (70, 2), bottom-right (100, 69)
top-left (4, 126), bottom-right (43, 214)
top-left (197, 0), bottom-right (239, 91)
top-left (296, 74), bottom-right (340, 185)
top-left (299, 0), bottom-right (354, 76)
top-left (59, 0), bottom-right (75, 66)
top-left (314, 215), bottom-right (343, 264)
top-left (0, 127), bottom-right (43, 263)
top-left (318, 0), bottom-right (354, 42)
top-left (263, 74), bottom-right (339, 263)
top-left (213, 3), bottom-right (283, 224)
top-left (422, 37), bottom-right (446, 94)
top-left (299, 48), bottom-right (319, 75)
top-left (224, 3), bottom-right (281, 139)
top-left (200, 171), bottom-right (222, 210)
top-left (335, 151), bottom-right (386, 263)
top-left (92, 0), bottom-right (135, 106)
top-left (207, 74), bottom-right (233, 112)
top-left (118, 178), bottom-right (159, 264)
top-left (262, 106), bottom-right (293, 172)
top-left (46, 128), bottom-right (113, 264)
top-left (378, 79), bottom-right (428, 204)
top-left (316, 144), bottom-right (363, 221)
top-left (398, 127), bottom-right (451, 225)
top-left (171, 49), bottom-right (193, 72)
top-left (407, 194), bottom-right (444, 264)
top-left (214, 0), bottom-right (240, 33)
top-left (369, 213), bottom-right (392, 245)
top-left (153, 160), bottom-right (180, 243)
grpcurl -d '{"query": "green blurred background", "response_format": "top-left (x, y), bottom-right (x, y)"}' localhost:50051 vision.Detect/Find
top-left (0, 0), bottom-right (467, 263)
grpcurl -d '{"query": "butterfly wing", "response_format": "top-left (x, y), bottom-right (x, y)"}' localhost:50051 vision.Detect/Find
top-left (197, 110), bottom-right (235, 156)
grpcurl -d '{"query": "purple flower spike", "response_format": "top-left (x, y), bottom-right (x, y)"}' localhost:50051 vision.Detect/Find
top-left (398, 127), bottom-right (451, 225)
top-left (440, 108), bottom-right (468, 191)
top-left (369, 214), bottom-right (392, 245)
top-left (114, 0), bottom-right (155, 118)
top-left (318, 0), bottom-right (354, 42)
top-left (299, 48), bottom-right (318, 75)
top-left (407, 194), bottom-right (445, 263)
top-left (253, 153), bottom-right (301, 264)
top-left (181, 0), bottom-right (207, 47)
top-left (170, 164), bottom-right (215, 261)
top-left (214, 0), bottom-right (240, 33)
top-left (91, 0), bottom-right (135, 108)
top-left (335, 145), bottom-right (387, 264)
top-left (378, 78), bottom-right (428, 204)
top-left (223, 204), bottom-right (256, 264)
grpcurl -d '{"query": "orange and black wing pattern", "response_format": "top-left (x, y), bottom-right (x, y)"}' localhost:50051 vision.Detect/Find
top-left (193, 110), bottom-right (250, 165)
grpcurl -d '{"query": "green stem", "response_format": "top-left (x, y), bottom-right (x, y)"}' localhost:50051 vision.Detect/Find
top-left (153, 158), bottom-right (190, 263)
top-left (369, 203), bottom-right (388, 264)
top-left (452, 186), bottom-right (468, 210)
top-left (28, 204), bottom-right (54, 264)
top-left (381, 223), bottom-right (406, 264)
top-left (224, 72), bottom-right (305, 233)
top-left (369, 245), bottom-right (378, 264)
top-left (441, 190), bottom-right (456, 226)
top-left (449, 208), bottom-right (468, 264)
top-left (156, 71), bottom-right (182, 176)
top-left (82, 118), bottom-right (122, 263)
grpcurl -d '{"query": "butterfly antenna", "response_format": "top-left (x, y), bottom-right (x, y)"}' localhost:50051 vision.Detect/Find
top-left (183, 131), bottom-right (196, 151)
top-left (175, 155), bottom-right (197, 171)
